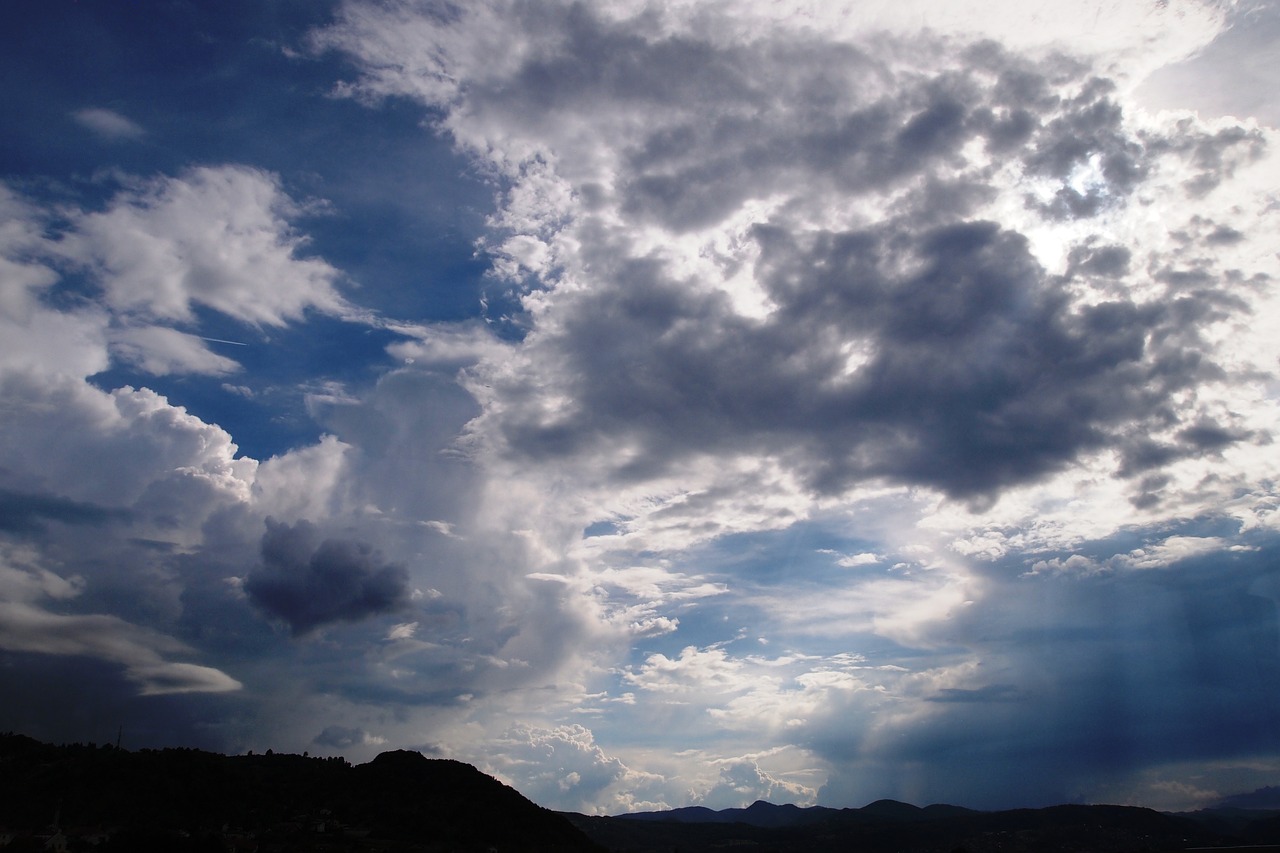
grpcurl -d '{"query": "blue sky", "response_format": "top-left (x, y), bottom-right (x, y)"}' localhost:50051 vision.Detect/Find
top-left (3, 0), bottom-right (1280, 815)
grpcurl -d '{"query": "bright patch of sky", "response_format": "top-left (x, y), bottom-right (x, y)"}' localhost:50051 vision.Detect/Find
top-left (2, 0), bottom-right (1280, 817)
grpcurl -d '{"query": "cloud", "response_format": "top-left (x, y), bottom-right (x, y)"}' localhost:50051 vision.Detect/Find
top-left (835, 552), bottom-right (880, 568)
top-left (62, 165), bottom-right (350, 327)
top-left (0, 184), bottom-right (109, 380)
top-left (698, 759), bottom-right (817, 810)
top-left (0, 372), bottom-right (254, 516)
top-left (108, 325), bottom-right (242, 376)
top-left (314, 725), bottom-right (386, 749)
top-left (72, 107), bottom-right (145, 141)
top-left (624, 645), bottom-right (745, 695)
top-left (0, 489), bottom-right (124, 534)
top-left (808, 538), bottom-right (1280, 809)
top-left (302, 0), bottom-right (1280, 811)
top-left (1, 167), bottom-right (363, 382)
top-left (0, 598), bottom-right (240, 697)
top-left (245, 518), bottom-right (410, 636)
top-left (319, 2), bottom-right (1271, 515)
top-left (480, 723), bottom-right (667, 813)
top-left (1, 0), bottom-right (1277, 814)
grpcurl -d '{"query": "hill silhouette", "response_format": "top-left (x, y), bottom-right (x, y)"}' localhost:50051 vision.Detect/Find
top-left (6, 733), bottom-right (1280, 853)
top-left (570, 796), bottom-right (1280, 852)
top-left (0, 733), bottom-right (598, 852)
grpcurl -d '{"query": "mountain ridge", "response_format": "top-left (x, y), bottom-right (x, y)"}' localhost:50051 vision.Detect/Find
top-left (582, 794), bottom-right (1280, 852)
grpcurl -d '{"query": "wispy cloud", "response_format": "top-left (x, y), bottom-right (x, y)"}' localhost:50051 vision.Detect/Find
top-left (72, 107), bottom-right (144, 141)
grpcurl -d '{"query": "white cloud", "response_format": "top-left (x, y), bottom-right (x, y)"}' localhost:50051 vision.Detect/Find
top-left (63, 165), bottom-right (349, 327)
top-left (0, 372), bottom-right (255, 514)
top-left (697, 759), bottom-right (817, 810)
top-left (108, 325), bottom-right (242, 376)
top-left (0, 553), bottom-right (84, 604)
top-left (624, 645), bottom-right (746, 695)
top-left (0, 184), bottom-right (110, 379)
top-left (72, 107), bottom-right (145, 141)
top-left (479, 723), bottom-right (657, 813)
top-left (1114, 535), bottom-right (1234, 570)
top-left (836, 552), bottom-right (880, 567)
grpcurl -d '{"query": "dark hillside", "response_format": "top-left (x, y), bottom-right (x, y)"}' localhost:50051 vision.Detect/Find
top-left (0, 733), bottom-right (598, 852)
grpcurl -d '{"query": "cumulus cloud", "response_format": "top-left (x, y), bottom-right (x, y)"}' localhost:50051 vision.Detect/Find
top-left (479, 723), bottom-right (668, 813)
top-left (1, 166), bottom-right (366, 384)
top-left (698, 759), bottom-right (817, 810)
top-left (0, 373), bottom-right (254, 515)
top-left (245, 518), bottom-right (410, 636)
top-left (62, 165), bottom-right (350, 327)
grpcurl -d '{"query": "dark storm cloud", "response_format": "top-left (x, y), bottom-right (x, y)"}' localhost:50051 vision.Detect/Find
top-left (245, 519), bottom-right (409, 636)
top-left (814, 536), bottom-right (1280, 809)
top-left (927, 683), bottom-right (1022, 703)
top-left (314, 724), bottom-right (371, 749)
top-left (445, 11), bottom-right (1264, 505)
top-left (0, 488), bottom-right (126, 533)
top-left (1117, 419), bottom-right (1253, 479)
top-left (0, 650), bottom-right (240, 753)
top-left (500, 215), bottom-right (1246, 502)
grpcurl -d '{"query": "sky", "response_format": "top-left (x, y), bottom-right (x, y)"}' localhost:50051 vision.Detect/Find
top-left (2, 0), bottom-right (1280, 816)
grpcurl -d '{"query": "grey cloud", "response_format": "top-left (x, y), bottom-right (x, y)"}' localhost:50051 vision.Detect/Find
top-left (498, 215), bottom-right (1248, 502)
top-left (0, 651), bottom-right (239, 753)
top-left (1066, 243), bottom-right (1131, 278)
top-left (246, 519), bottom-right (409, 636)
top-left (461, 11), bottom-right (1069, 232)
top-left (427, 10), bottom-right (1264, 505)
top-left (812, 538), bottom-right (1280, 809)
top-left (0, 600), bottom-right (241, 697)
top-left (616, 73), bottom-right (987, 232)
top-left (484, 17), bottom-right (1164, 233)
top-left (1022, 78), bottom-right (1152, 219)
top-left (1118, 419), bottom-right (1253, 478)
top-left (927, 683), bottom-right (1022, 703)
top-left (0, 488), bottom-right (126, 534)
top-left (314, 725), bottom-right (374, 749)
top-left (1156, 122), bottom-right (1268, 197)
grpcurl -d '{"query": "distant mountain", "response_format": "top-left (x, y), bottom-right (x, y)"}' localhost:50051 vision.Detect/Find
top-left (574, 797), bottom-right (1270, 852)
top-left (1216, 785), bottom-right (1280, 810)
top-left (617, 798), bottom-right (980, 829)
top-left (1169, 785), bottom-right (1280, 846)
top-left (0, 733), bottom-right (599, 852)
top-left (619, 799), bottom-right (839, 827)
